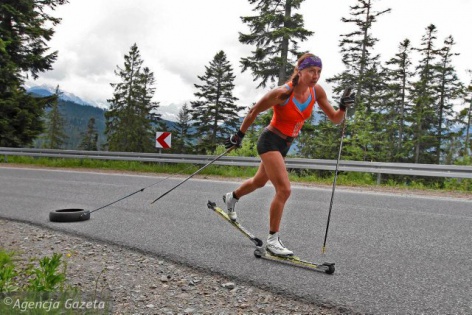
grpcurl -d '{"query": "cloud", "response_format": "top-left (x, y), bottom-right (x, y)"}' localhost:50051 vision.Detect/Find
top-left (26, 0), bottom-right (472, 112)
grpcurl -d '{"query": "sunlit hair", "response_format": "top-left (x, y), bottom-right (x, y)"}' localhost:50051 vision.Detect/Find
top-left (278, 53), bottom-right (318, 101)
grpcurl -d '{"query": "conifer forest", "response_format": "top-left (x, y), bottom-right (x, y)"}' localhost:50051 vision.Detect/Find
top-left (1, 0), bottom-right (470, 169)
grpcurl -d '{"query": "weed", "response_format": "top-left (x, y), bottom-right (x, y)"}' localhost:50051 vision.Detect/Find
top-left (0, 249), bottom-right (111, 314)
top-left (0, 250), bottom-right (19, 292)
top-left (26, 253), bottom-right (66, 292)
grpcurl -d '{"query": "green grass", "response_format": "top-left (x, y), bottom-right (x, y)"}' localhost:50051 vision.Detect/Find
top-left (2, 155), bottom-right (471, 193)
top-left (0, 249), bottom-right (111, 314)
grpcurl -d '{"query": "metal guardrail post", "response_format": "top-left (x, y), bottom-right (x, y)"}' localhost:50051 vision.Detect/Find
top-left (1, 147), bottom-right (471, 180)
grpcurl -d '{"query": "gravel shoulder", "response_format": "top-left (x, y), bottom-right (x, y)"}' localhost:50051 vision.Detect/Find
top-left (0, 219), bottom-right (344, 315)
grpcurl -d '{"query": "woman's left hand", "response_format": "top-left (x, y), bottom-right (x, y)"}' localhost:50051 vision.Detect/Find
top-left (340, 87), bottom-right (356, 110)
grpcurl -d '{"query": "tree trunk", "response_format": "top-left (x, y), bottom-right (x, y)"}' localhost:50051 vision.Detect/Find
top-left (278, 0), bottom-right (292, 85)
top-left (356, 0), bottom-right (371, 104)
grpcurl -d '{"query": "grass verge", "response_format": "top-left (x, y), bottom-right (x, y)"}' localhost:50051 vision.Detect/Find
top-left (2, 155), bottom-right (471, 193)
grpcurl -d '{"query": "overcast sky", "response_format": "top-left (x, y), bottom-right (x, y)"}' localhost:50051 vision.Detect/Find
top-left (27, 0), bottom-right (472, 112)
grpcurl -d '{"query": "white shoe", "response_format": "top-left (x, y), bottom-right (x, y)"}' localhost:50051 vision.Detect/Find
top-left (223, 192), bottom-right (238, 221)
top-left (266, 233), bottom-right (293, 256)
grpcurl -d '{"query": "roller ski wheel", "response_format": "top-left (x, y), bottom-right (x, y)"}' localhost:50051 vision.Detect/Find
top-left (253, 247), bottom-right (335, 274)
top-left (254, 247), bottom-right (263, 258)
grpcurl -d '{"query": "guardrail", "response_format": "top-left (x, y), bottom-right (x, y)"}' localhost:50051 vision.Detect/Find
top-left (1, 147), bottom-right (471, 183)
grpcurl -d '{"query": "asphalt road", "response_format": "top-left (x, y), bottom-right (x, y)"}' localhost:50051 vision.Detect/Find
top-left (1, 166), bottom-right (471, 314)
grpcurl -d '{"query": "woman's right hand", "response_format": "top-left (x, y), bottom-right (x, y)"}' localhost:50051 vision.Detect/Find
top-left (224, 130), bottom-right (245, 149)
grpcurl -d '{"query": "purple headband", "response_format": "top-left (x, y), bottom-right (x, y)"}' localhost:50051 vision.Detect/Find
top-left (298, 55), bottom-right (322, 71)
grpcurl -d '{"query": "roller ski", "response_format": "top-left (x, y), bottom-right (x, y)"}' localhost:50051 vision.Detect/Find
top-left (253, 246), bottom-right (335, 274)
top-left (207, 200), bottom-right (263, 246)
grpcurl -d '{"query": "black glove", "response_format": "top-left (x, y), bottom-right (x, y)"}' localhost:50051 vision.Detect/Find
top-left (340, 87), bottom-right (356, 111)
top-left (225, 130), bottom-right (245, 149)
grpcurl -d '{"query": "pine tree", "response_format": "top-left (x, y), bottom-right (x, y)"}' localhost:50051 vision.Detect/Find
top-left (321, 0), bottom-right (390, 163)
top-left (79, 117), bottom-right (99, 151)
top-left (384, 39), bottom-right (414, 161)
top-left (0, 88), bottom-right (54, 147)
top-left (327, 0), bottom-right (391, 106)
top-left (171, 103), bottom-right (193, 153)
top-left (239, 0), bottom-right (313, 88)
top-left (433, 35), bottom-right (464, 163)
top-left (42, 86), bottom-right (68, 149)
top-left (190, 51), bottom-right (243, 154)
top-left (0, 0), bottom-right (68, 147)
top-left (105, 44), bottom-right (159, 152)
top-left (296, 108), bottom-right (340, 159)
top-left (409, 24), bottom-right (439, 163)
top-left (360, 63), bottom-right (393, 162)
top-left (344, 108), bottom-right (390, 161)
top-left (456, 75), bottom-right (472, 159)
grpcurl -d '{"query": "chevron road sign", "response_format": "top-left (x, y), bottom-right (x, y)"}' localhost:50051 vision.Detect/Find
top-left (156, 132), bottom-right (171, 149)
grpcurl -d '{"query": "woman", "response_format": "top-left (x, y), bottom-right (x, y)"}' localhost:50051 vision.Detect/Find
top-left (223, 53), bottom-right (355, 256)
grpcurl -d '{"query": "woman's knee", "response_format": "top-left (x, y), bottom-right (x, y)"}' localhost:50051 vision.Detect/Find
top-left (275, 185), bottom-right (291, 200)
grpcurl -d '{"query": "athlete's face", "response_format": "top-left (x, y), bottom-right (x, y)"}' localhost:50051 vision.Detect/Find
top-left (299, 66), bottom-right (322, 87)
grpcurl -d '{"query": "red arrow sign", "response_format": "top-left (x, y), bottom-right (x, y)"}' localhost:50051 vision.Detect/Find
top-left (156, 132), bottom-right (171, 149)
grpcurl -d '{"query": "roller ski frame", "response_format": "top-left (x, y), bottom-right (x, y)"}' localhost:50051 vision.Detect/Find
top-left (254, 247), bottom-right (335, 274)
top-left (207, 200), bottom-right (263, 247)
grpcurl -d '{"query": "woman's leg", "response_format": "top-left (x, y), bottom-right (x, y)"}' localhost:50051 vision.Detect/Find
top-left (233, 162), bottom-right (270, 199)
top-left (258, 151), bottom-right (291, 233)
top-left (223, 161), bottom-right (270, 221)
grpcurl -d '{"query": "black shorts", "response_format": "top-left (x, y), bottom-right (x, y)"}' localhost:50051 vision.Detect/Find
top-left (257, 128), bottom-right (293, 157)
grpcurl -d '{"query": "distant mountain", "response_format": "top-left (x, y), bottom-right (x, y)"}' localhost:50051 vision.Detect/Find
top-left (158, 103), bottom-right (182, 122)
top-left (27, 85), bottom-right (100, 107)
top-left (59, 100), bottom-right (108, 149)
top-left (26, 85), bottom-right (182, 121)
top-left (27, 87), bottom-right (179, 150)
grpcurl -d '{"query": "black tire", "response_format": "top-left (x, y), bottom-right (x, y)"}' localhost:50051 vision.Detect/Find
top-left (49, 209), bottom-right (90, 222)
top-left (253, 238), bottom-right (263, 247)
top-left (325, 264), bottom-right (335, 275)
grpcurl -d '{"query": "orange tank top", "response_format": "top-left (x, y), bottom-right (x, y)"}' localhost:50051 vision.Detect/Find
top-left (270, 83), bottom-right (317, 137)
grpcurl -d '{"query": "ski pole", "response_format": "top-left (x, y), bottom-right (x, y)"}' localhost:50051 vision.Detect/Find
top-left (87, 165), bottom-right (195, 215)
top-left (79, 161), bottom-right (207, 218)
top-left (150, 146), bottom-right (234, 204)
top-left (321, 108), bottom-right (348, 255)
